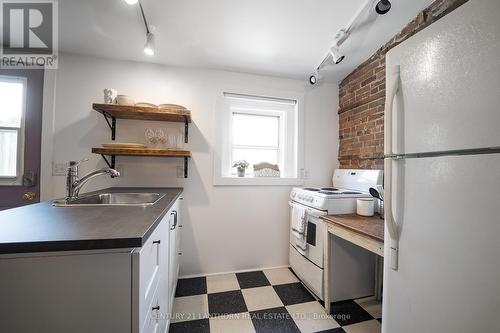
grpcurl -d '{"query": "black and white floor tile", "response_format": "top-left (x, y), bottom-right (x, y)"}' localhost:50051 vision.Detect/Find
top-left (170, 268), bottom-right (382, 333)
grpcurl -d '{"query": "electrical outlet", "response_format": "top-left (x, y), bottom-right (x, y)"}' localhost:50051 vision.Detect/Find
top-left (176, 166), bottom-right (184, 178)
top-left (52, 162), bottom-right (67, 176)
top-left (300, 168), bottom-right (310, 179)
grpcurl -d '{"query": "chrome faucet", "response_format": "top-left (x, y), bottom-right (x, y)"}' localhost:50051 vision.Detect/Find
top-left (66, 159), bottom-right (120, 201)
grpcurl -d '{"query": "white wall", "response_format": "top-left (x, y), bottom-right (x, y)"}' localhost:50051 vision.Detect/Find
top-left (46, 53), bottom-right (339, 276)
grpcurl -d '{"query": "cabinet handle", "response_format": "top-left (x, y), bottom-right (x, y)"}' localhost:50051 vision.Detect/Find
top-left (171, 210), bottom-right (178, 230)
top-left (153, 240), bottom-right (161, 245)
top-left (152, 306), bottom-right (160, 311)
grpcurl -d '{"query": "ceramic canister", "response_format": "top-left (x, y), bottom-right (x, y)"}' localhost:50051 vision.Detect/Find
top-left (356, 198), bottom-right (375, 217)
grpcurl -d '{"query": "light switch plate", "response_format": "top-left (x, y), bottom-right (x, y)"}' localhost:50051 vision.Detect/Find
top-left (52, 162), bottom-right (67, 176)
top-left (176, 166), bottom-right (184, 178)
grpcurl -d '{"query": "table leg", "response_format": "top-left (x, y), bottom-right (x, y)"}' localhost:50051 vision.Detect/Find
top-left (374, 255), bottom-right (383, 301)
top-left (323, 227), bottom-right (331, 314)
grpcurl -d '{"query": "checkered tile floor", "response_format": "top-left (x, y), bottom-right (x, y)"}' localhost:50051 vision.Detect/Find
top-left (170, 267), bottom-right (382, 333)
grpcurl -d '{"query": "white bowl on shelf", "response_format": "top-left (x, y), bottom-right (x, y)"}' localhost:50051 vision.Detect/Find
top-left (115, 95), bottom-right (135, 106)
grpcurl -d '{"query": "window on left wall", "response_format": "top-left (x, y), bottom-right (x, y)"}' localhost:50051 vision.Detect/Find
top-left (0, 76), bottom-right (26, 183)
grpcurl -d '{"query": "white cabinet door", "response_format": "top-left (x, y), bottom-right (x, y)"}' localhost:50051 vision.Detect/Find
top-left (158, 209), bottom-right (172, 330)
top-left (0, 250), bottom-right (132, 333)
top-left (134, 213), bottom-right (169, 333)
top-left (168, 199), bottom-right (182, 310)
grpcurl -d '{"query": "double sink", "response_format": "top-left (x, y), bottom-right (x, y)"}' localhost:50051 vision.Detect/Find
top-left (53, 192), bottom-right (165, 207)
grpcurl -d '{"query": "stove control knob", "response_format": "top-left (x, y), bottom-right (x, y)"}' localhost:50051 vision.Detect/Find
top-left (308, 197), bottom-right (314, 202)
top-left (291, 191), bottom-right (296, 198)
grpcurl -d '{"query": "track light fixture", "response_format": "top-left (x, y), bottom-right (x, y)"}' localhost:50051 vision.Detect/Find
top-left (144, 32), bottom-right (155, 56)
top-left (124, 0), bottom-right (155, 56)
top-left (309, 0), bottom-right (392, 85)
top-left (375, 0), bottom-right (392, 15)
top-left (329, 46), bottom-right (345, 65)
top-left (309, 71), bottom-right (323, 85)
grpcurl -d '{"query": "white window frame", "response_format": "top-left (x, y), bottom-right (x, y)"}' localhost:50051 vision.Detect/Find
top-left (213, 88), bottom-right (304, 186)
top-left (0, 75), bottom-right (26, 185)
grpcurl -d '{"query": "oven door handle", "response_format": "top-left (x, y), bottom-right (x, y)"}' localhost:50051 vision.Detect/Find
top-left (288, 201), bottom-right (326, 218)
top-left (291, 227), bottom-right (305, 235)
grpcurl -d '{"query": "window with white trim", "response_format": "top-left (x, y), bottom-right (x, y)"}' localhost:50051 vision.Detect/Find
top-left (215, 92), bottom-right (301, 183)
top-left (0, 76), bottom-right (26, 183)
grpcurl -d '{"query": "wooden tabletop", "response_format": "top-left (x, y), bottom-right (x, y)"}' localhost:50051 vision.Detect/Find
top-left (321, 214), bottom-right (384, 243)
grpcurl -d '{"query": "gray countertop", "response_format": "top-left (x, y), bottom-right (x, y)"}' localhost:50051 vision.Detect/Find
top-left (0, 187), bottom-right (183, 254)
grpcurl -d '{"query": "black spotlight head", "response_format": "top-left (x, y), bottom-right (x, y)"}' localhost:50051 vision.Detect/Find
top-left (309, 75), bottom-right (317, 85)
top-left (335, 55), bottom-right (345, 64)
top-left (376, 0), bottom-right (391, 15)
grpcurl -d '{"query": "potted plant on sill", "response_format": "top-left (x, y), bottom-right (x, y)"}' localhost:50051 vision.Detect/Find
top-left (233, 160), bottom-right (250, 177)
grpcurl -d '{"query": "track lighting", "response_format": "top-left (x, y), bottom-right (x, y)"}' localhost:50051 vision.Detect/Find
top-left (309, 71), bottom-right (323, 86)
top-left (329, 47), bottom-right (345, 64)
top-left (375, 0), bottom-right (392, 15)
top-left (309, 0), bottom-right (392, 85)
top-left (123, 0), bottom-right (138, 5)
top-left (144, 32), bottom-right (155, 56)
top-left (309, 75), bottom-right (317, 85)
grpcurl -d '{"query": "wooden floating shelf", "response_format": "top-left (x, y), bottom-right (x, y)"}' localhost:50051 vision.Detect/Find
top-left (93, 103), bottom-right (191, 123)
top-left (92, 147), bottom-right (191, 178)
top-left (92, 147), bottom-right (191, 157)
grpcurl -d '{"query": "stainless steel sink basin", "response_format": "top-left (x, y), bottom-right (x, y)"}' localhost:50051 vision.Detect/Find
top-left (53, 192), bottom-right (165, 207)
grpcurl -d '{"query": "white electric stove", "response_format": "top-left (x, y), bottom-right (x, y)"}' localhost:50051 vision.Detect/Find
top-left (291, 169), bottom-right (383, 213)
top-left (289, 169), bottom-right (383, 301)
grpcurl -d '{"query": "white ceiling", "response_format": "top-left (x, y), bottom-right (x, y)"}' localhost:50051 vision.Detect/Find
top-left (59, 0), bottom-right (434, 82)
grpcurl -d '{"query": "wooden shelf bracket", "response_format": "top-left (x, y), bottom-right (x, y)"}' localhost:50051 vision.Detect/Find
top-left (94, 149), bottom-right (190, 179)
top-left (102, 112), bottom-right (116, 141)
top-left (100, 154), bottom-right (116, 169)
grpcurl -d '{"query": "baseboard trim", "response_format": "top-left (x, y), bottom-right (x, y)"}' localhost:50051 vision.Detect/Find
top-left (179, 264), bottom-right (291, 279)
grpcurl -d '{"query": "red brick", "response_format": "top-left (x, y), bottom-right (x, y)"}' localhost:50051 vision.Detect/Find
top-left (337, 0), bottom-right (468, 170)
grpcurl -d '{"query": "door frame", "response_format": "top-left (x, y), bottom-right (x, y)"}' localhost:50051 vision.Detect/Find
top-left (40, 69), bottom-right (57, 201)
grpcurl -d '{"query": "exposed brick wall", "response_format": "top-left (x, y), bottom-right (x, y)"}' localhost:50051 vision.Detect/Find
top-left (338, 0), bottom-right (469, 169)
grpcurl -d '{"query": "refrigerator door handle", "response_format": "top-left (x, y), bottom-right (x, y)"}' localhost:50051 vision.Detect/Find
top-left (384, 158), bottom-right (400, 271)
top-left (384, 65), bottom-right (400, 157)
top-left (384, 65), bottom-right (401, 271)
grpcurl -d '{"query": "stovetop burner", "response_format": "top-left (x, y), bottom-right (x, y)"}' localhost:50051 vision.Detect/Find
top-left (303, 187), bottom-right (320, 192)
top-left (341, 191), bottom-right (362, 194)
top-left (320, 187), bottom-right (338, 191)
top-left (319, 190), bottom-right (342, 195)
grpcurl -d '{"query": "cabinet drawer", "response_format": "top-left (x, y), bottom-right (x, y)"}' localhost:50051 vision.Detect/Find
top-left (135, 215), bottom-right (169, 332)
top-left (140, 284), bottom-right (167, 333)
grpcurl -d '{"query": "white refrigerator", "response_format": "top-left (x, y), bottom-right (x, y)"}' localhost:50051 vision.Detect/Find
top-left (383, 0), bottom-right (500, 332)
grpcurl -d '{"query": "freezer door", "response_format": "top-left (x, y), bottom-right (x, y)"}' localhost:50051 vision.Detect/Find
top-left (383, 154), bottom-right (500, 333)
top-left (386, 0), bottom-right (500, 155)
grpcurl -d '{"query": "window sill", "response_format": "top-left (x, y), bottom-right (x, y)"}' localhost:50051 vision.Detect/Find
top-left (213, 176), bottom-right (304, 187)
